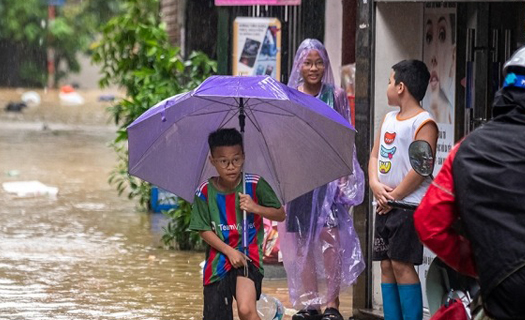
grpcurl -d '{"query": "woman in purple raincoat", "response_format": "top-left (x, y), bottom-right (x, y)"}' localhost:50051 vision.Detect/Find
top-left (278, 39), bottom-right (365, 320)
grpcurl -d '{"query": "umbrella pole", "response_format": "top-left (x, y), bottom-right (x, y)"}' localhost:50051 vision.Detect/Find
top-left (239, 98), bottom-right (248, 256)
top-left (242, 168), bottom-right (247, 256)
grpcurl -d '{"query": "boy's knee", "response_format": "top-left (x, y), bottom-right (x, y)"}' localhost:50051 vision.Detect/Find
top-left (391, 260), bottom-right (416, 276)
top-left (381, 259), bottom-right (393, 275)
top-left (237, 304), bottom-right (258, 320)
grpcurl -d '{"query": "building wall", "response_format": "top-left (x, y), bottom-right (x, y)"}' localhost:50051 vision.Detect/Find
top-left (373, 2), bottom-right (423, 134)
top-left (62, 54), bottom-right (106, 89)
top-left (160, 0), bottom-right (185, 47)
top-left (324, 0), bottom-right (343, 87)
top-left (372, 0), bottom-right (424, 309)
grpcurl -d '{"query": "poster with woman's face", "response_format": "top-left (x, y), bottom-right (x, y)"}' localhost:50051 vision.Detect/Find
top-left (422, 3), bottom-right (456, 174)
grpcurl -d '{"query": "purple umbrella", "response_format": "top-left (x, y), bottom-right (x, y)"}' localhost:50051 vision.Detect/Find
top-left (127, 75), bottom-right (355, 252)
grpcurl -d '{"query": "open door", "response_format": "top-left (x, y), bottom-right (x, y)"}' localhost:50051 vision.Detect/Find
top-left (457, 2), bottom-right (525, 136)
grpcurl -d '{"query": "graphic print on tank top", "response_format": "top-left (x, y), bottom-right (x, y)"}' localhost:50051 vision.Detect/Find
top-left (380, 131), bottom-right (397, 173)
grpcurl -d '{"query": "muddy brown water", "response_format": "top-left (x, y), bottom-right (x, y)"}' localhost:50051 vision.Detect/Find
top-left (0, 89), bottom-right (353, 319)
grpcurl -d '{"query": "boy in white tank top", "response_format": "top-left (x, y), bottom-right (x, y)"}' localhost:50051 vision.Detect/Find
top-left (368, 60), bottom-right (438, 320)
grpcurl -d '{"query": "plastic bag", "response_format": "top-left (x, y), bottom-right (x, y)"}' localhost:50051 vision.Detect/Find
top-left (257, 293), bottom-right (284, 320)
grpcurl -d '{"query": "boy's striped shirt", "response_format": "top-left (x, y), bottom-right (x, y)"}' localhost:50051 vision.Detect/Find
top-left (189, 174), bottom-right (281, 285)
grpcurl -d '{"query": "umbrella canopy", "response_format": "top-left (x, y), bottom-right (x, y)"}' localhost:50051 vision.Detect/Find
top-left (127, 75), bottom-right (355, 204)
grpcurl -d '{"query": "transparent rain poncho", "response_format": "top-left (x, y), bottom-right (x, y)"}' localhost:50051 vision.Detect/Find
top-left (278, 39), bottom-right (366, 310)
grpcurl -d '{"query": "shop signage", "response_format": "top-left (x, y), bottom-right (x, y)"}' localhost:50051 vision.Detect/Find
top-left (216, 0), bottom-right (300, 5)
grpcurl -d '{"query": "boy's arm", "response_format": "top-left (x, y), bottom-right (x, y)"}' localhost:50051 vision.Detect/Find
top-left (390, 121), bottom-right (438, 200)
top-left (368, 128), bottom-right (394, 213)
top-left (238, 193), bottom-right (285, 222)
top-left (199, 231), bottom-right (249, 269)
top-left (239, 177), bottom-right (285, 222)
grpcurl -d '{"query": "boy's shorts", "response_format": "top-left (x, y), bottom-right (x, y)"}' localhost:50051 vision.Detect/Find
top-left (372, 208), bottom-right (423, 265)
top-left (203, 262), bottom-right (263, 320)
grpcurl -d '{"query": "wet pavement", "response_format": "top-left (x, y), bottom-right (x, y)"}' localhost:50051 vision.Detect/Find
top-left (0, 89), bottom-right (353, 319)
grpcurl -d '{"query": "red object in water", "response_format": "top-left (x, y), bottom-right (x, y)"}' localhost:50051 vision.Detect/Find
top-left (60, 85), bottom-right (75, 93)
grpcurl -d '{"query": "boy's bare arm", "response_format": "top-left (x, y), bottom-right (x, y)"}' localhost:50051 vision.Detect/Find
top-left (390, 121), bottom-right (439, 200)
top-left (199, 231), bottom-right (248, 268)
top-left (368, 129), bottom-right (394, 211)
top-left (238, 193), bottom-right (285, 222)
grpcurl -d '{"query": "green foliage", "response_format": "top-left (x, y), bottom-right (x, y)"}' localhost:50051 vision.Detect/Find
top-left (161, 198), bottom-right (205, 251)
top-left (91, 0), bottom-right (217, 129)
top-left (19, 60), bottom-right (47, 87)
top-left (91, 0), bottom-right (216, 249)
top-left (0, 0), bottom-right (46, 43)
top-left (0, 0), bottom-right (121, 87)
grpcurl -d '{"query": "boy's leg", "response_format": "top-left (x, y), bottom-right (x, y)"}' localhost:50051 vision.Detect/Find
top-left (380, 259), bottom-right (403, 320)
top-left (381, 259), bottom-right (396, 283)
top-left (391, 260), bottom-right (419, 284)
top-left (387, 209), bottom-right (424, 320)
top-left (397, 281), bottom-right (423, 320)
top-left (391, 261), bottom-right (422, 320)
top-left (235, 276), bottom-right (261, 320)
top-left (374, 212), bottom-right (402, 320)
top-left (203, 281), bottom-right (234, 320)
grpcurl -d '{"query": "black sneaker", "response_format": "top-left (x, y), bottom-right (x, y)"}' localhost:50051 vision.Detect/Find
top-left (292, 309), bottom-right (324, 320)
top-left (321, 307), bottom-right (344, 320)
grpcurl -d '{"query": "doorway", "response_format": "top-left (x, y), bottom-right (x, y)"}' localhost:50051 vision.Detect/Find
top-left (456, 2), bottom-right (525, 137)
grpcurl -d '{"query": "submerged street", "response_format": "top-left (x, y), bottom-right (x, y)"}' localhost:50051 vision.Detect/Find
top-left (0, 118), bottom-right (207, 319)
top-left (0, 90), bottom-right (352, 319)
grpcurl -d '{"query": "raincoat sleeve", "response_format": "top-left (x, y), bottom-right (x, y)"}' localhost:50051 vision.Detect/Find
top-left (256, 177), bottom-right (282, 209)
top-left (333, 88), bottom-right (365, 207)
top-left (414, 143), bottom-right (477, 278)
top-left (189, 194), bottom-right (212, 232)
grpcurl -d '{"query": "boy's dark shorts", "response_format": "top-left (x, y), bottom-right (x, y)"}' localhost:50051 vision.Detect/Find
top-left (372, 208), bottom-right (423, 265)
top-left (203, 262), bottom-right (263, 320)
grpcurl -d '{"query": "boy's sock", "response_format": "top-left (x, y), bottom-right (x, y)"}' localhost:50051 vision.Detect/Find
top-left (381, 283), bottom-right (403, 320)
top-left (397, 283), bottom-right (423, 320)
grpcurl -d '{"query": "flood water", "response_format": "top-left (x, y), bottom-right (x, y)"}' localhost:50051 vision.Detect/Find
top-left (0, 89), bottom-right (353, 319)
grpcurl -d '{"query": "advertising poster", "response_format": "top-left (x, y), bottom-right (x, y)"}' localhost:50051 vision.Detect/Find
top-left (216, 0), bottom-right (300, 5)
top-left (233, 17), bottom-right (281, 79)
top-left (419, 2), bottom-right (457, 311)
top-left (421, 2), bottom-right (456, 175)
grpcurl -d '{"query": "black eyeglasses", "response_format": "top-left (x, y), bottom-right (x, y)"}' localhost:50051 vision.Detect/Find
top-left (213, 156), bottom-right (244, 169)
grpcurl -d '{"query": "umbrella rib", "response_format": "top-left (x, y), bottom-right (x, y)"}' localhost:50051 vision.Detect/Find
top-left (244, 109), bottom-right (262, 132)
top-left (187, 96), bottom-right (239, 118)
top-left (218, 109), bottom-right (241, 129)
top-left (247, 100), bottom-right (295, 117)
top-left (193, 96), bottom-right (239, 109)
top-left (190, 109), bottom-right (231, 116)
top-left (243, 100), bottom-right (290, 132)
top-left (247, 109), bottom-right (295, 117)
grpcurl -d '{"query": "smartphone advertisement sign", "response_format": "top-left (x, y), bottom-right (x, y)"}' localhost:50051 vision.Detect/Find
top-left (232, 17), bottom-right (281, 80)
